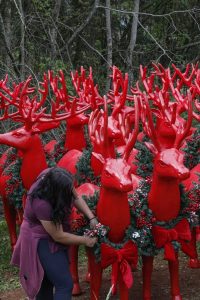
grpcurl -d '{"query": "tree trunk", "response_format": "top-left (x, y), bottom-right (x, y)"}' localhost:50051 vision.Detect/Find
top-left (18, 0), bottom-right (25, 80)
top-left (0, 7), bottom-right (20, 78)
top-left (4, 2), bottom-right (12, 69)
top-left (126, 0), bottom-right (140, 87)
top-left (105, 0), bottom-right (112, 92)
top-left (60, 0), bottom-right (99, 53)
top-left (50, 0), bottom-right (62, 62)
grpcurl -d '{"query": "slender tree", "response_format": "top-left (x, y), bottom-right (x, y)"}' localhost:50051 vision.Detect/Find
top-left (126, 0), bottom-right (140, 86)
top-left (105, 0), bottom-right (112, 92)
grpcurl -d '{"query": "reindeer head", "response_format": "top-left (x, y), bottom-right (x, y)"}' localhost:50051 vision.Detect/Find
top-left (152, 148), bottom-right (190, 180)
top-left (88, 96), bottom-right (139, 191)
top-left (133, 63), bottom-right (196, 149)
top-left (88, 103), bottom-right (121, 159)
top-left (140, 93), bottom-right (191, 182)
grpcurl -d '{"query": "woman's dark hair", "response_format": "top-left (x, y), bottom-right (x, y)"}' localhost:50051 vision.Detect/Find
top-left (29, 167), bottom-right (76, 224)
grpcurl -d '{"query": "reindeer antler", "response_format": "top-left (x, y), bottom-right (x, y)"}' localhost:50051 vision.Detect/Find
top-left (174, 90), bottom-right (193, 149)
top-left (123, 95), bottom-right (140, 160)
top-left (0, 71), bottom-right (92, 129)
top-left (139, 93), bottom-right (161, 152)
top-left (71, 66), bottom-right (104, 110)
top-left (108, 66), bottom-right (129, 118)
top-left (88, 96), bottom-right (110, 158)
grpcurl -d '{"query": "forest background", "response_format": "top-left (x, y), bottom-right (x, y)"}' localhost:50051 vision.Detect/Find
top-left (0, 0), bottom-right (200, 144)
top-left (0, 1), bottom-right (200, 298)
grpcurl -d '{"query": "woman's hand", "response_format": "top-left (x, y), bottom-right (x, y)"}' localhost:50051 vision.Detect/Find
top-left (84, 236), bottom-right (97, 247)
top-left (89, 217), bottom-right (98, 229)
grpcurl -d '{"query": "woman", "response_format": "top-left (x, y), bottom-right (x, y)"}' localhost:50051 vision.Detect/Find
top-left (11, 167), bottom-right (98, 300)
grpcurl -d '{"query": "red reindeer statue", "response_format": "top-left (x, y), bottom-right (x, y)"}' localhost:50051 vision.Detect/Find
top-left (0, 74), bottom-right (91, 250)
top-left (139, 93), bottom-right (196, 300)
top-left (45, 67), bottom-right (104, 155)
top-left (183, 162), bottom-right (200, 267)
top-left (86, 96), bottom-right (139, 300)
top-left (132, 62), bottom-right (200, 275)
top-left (69, 97), bottom-right (122, 295)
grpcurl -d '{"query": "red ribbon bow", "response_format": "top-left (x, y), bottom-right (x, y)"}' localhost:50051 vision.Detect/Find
top-left (152, 218), bottom-right (196, 261)
top-left (101, 241), bottom-right (138, 289)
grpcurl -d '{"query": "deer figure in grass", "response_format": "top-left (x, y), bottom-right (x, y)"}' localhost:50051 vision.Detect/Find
top-left (0, 74), bottom-right (91, 250)
top-left (133, 63), bottom-right (200, 275)
top-left (47, 67), bottom-right (103, 153)
top-left (86, 96), bottom-right (139, 300)
top-left (133, 63), bottom-right (199, 149)
top-left (139, 93), bottom-right (197, 300)
top-left (69, 96), bottom-right (123, 295)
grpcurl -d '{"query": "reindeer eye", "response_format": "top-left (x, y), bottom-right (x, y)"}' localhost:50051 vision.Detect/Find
top-left (164, 122), bottom-right (171, 127)
top-left (13, 132), bottom-right (23, 137)
top-left (159, 161), bottom-right (165, 167)
top-left (105, 170), bottom-right (111, 177)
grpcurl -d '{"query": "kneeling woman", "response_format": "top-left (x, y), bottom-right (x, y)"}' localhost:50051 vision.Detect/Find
top-left (11, 167), bottom-right (97, 300)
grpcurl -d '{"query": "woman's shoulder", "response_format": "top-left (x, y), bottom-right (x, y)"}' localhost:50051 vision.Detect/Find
top-left (32, 198), bottom-right (52, 210)
top-left (31, 198), bottom-right (52, 221)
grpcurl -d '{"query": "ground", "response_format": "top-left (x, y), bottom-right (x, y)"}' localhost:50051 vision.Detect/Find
top-left (0, 253), bottom-right (199, 300)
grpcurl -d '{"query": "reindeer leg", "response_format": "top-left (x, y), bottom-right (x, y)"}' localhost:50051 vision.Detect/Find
top-left (196, 225), bottom-right (200, 241)
top-left (87, 248), bottom-right (102, 300)
top-left (168, 252), bottom-right (182, 300)
top-left (2, 199), bottom-right (17, 251)
top-left (69, 245), bottom-right (82, 295)
top-left (142, 255), bottom-right (154, 300)
top-left (188, 227), bottom-right (200, 268)
top-left (118, 271), bottom-right (129, 300)
top-left (85, 250), bottom-right (91, 282)
top-left (16, 208), bottom-right (23, 225)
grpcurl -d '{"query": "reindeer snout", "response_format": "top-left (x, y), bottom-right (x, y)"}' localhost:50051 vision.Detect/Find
top-left (178, 168), bottom-right (190, 180)
top-left (119, 181), bottom-right (133, 192)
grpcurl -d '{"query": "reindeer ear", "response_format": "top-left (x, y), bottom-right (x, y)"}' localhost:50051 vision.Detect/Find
top-left (151, 108), bottom-right (163, 119)
top-left (91, 152), bottom-right (105, 175)
top-left (32, 121), bottom-right (60, 133)
top-left (144, 141), bottom-right (158, 155)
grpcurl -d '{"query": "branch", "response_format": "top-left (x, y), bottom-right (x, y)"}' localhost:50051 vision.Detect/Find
top-left (175, 41), bottom-right (200, 51)
top-left (0, 12), bottom-right (21, 77)
top-left (61, 0), bottom-right (99, 50)
top-left (105, 0), bottom-right (112, 91)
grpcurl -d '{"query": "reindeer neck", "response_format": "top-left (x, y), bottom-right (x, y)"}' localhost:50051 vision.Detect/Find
top-left (21, 136), bottom-right (48, 190)
top-left (148, 173), bottom-right (180, 221)
top-left (108, 139), bottom-right (116, 157)
top-left (65, 125), bottom-right (86, 150)
top-left (158, 135), bottom-right (175, 149)
top-left (97, 187), bottom-right (130, 243)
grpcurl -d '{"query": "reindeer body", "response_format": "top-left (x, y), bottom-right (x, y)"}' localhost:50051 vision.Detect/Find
top-left (148, 148), bottom-right (189, 221)
top-left (88, 156), bottom-right (134, 300)
top-left (97, 158), bottom-right (132, 243)
top-left (183, 163), bottom-right (200, 191)
top-left (142, 148), bottom-right (190, 300)
top-left (134, 63), bottom-right (196, 299)
top-left (64, 114), bottom-right (89, 150)
top-left (182, 163), bottom-right (200, 268)
top-left (87, 96), bottom-right (139, 300)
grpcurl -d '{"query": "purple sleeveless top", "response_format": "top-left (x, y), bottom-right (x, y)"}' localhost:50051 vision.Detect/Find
top-left (11, 168), bottom-right (71, 300)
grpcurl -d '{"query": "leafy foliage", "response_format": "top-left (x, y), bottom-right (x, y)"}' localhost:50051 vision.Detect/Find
top-left (0, 221), bottom-right (20, 292)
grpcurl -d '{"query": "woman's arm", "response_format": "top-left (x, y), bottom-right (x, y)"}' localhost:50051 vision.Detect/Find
top-left (73, 192), bottom-right (98, 229)
top-left (40, 220), bottom-right (97, 247)
top-left (74, 195), bottom-right (95, 221)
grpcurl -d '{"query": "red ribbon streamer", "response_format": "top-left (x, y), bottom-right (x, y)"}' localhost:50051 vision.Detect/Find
top-left (101, 240), bottom-right (138, 289)
top-left (152, 218), bottom-right (196, 261)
